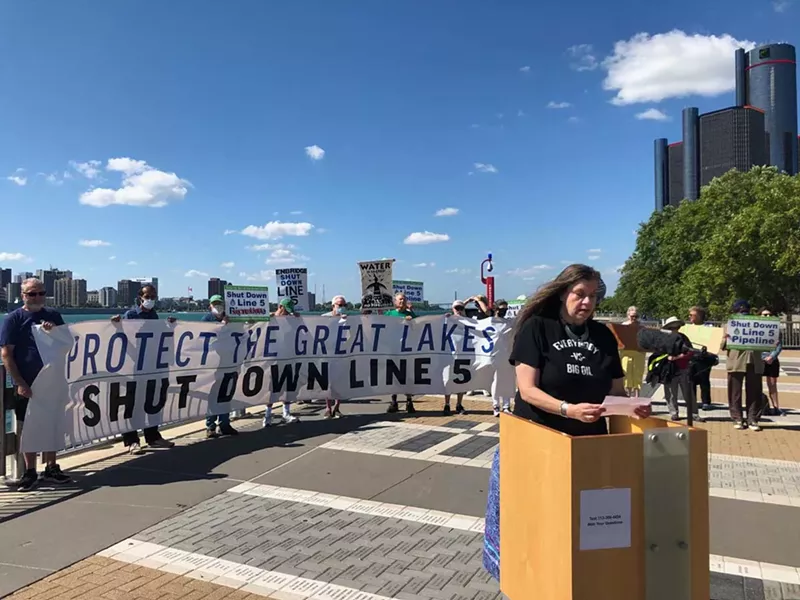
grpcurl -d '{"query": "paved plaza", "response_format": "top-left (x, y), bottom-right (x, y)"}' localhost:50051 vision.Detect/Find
top-left (2, 393), bottom-right (800, 600)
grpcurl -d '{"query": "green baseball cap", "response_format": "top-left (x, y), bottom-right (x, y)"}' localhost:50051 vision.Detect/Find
top-left (209, 295), bottom-right (224, 304)
top-left (279, 298), bottom-right (296, 313)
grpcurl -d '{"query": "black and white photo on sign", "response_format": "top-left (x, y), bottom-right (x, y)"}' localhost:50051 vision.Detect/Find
top-left (275, 268), bottom-right (309, 312)
top-left (359, 260), bottom-right (394, 309)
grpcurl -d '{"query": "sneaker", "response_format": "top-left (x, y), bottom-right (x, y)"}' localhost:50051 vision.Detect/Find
top-left (219, 424), bottom-right (238, 436)
top-left (324, 409), bottom-right (333, 420)
top-left (748, 424), bottom-right (762, 432)
top-left (149, 438), bottom-right (175, 449)
top-left (502, 407), bottom-right (512, 415)
top-left (701, 404), bottom-right (713, 411)
top-left (206, 428), bottom-right (220, 439)
top-left (332, 408), bottom-right (343, 419)
top-left (692, 415), bottom-right (705, 423)
top-left (733, 422), bottom-right (746, 430)
top-left (455, 405), bottom-right (467, 415)
top-left (42, 464), bottom-right (71, 485)
top-left (387, 403), bottom-right (399, 414)
top-left (493, 408), bottom-right (501, 418)
top-left (128, 442), bottom-right (144, 455)
top-left (17, 469), bottom-right (38, 492)
top-left (263, 415), bottom-right (272, 427)
top-left (443, 405), bottom-right (452, 416)
top-left (406, 401), bottom-right (416, 414)
top-left (670, 415), bottom-right (680, 422)
top-left (281, 414), bottom-right (299, 424)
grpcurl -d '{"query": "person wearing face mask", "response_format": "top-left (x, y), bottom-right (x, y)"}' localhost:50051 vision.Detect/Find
top-left (384, 292), bottom-right (417, 413)
top-left (490, 299), bottom-right (513, 417)
top-left (264, 298), bottom-right (300, 426)
top-left (111, 285), bottom-right (177, 454)
top-left (320, 295), bottom-right (349, 418)
top-left (0, 278), bottom-right (71, 491)
top-left (201, 296), bottom-right (239, 438)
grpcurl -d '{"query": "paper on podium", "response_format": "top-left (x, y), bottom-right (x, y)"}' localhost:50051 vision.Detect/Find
top-left (601, 395), bottom-right (651, 417)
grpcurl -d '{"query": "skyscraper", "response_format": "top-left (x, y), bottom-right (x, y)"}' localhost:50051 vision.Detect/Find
top-left (100, 286), bottom-right (118, 308)
top-left (738, 44), bottom-right (798, 175)
top-left (654, 42), bottom-right (797, 210)
top-left (0, 268), bottom-right (11, 289)
top-left (117, 279), bottom-right (141, 308)
top-left (208, 277), bottom-right (227, 299)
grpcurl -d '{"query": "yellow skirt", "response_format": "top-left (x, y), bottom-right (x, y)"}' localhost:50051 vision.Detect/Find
top-left (620, 350), bottom-right (645, 390)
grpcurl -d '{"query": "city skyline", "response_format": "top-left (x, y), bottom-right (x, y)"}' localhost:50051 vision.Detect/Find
top-left (2, 4), bottom-right (798, 302)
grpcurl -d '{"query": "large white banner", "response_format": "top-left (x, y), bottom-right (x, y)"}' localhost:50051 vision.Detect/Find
top-left (359, 260), bottom-right (394, 310)
top-left (275, 268), bottom-right (309, 312)
top-left (24, 315), bottom-right (515, 452)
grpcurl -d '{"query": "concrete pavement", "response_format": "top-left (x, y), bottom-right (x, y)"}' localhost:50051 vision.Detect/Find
top-left (2, 396), bottom-right (800, 600)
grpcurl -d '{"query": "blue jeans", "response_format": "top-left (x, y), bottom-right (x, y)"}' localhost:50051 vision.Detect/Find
top-left (206, 412), bottom-right (231, 429)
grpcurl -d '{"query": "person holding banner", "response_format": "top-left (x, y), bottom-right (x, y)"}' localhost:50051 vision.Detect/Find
top-left (201, 295), bottom-right (239, 438)
top-left (385, 292), bottom-right (417, 414)
top-left (489, 299), bottom-right (512, 417)
top-left (320, 296), bottom-right (348, 418)
top-left (0, 278), bottom-right (72, 491)
top-left (110, 285), bottom-right (176, 455)
top-left (265, 298), bottom-right (300, 426)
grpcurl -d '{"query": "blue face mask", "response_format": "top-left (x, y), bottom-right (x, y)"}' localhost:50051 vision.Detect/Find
top-left (335, 306), bottom-right (346, 315)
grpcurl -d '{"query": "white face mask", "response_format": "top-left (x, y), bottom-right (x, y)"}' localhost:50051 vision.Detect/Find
top-left (211, 305), bottom-right (224, 316)
top-left (141, 299), bottom-right (156, 310)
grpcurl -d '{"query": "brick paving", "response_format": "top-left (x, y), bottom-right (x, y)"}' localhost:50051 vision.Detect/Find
top-left (5, 555), bottom-right (269, 600)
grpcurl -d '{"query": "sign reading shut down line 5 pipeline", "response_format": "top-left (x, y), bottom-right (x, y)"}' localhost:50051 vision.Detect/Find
top-left (23, 316), bottom-right (515, 452)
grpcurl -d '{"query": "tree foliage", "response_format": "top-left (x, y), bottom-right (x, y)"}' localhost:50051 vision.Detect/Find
top-left (614, 167), bottom-right (800, 321)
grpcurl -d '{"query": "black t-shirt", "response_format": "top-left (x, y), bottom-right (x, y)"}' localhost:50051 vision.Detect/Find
top-left (509, 315), bottom-right (625, 436)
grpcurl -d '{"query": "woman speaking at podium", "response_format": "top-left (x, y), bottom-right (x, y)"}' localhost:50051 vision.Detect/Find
top-left (483, 265), bottom-right (651, 582)
top-left (509, 264), bottom-right (651, 436)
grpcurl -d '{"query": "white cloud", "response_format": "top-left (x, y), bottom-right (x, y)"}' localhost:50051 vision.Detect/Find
top-left (519, 65), bottom-right (531, 72)
top-left (290, 210), bottom-right (303, 215)
top-left (602, 30), bottom-right (756, 105)
top-left (517, 109), bottom-right (526, 117)
top-left (78, 239), bottom-right (111, 247)
top-left (38, 172), bottom-right (63, 186)
top-left (265, 245), bottom-right (309, 265)
top-left (305, 145), bottom-right (325, 160)
top-left (508, 265), bottom-right (553, 277)
top-left (6, 168), bottom-right (27, 186)
top-left (79, 158), bottom-right (191, 208)
top-left (567, 44), bottom-right (599, 71)
top-left (248, 242), bottom-right (295, 251)
top-left (109, 256), bottom-right (116, 261)
top-left (403, 231), bottom-right (450, 245)
top-left (185, 269), bottom-right (209, 278)
top-left (412, 262), bottom-right (436, 268)
top-left (244, 270), bottom-right (274, 282)
top-left (221, 261), bottom-right (235, 269)
top-left (223, 229), bottom-right (237, 235)
top-left (69, 160), bottom-right (102, 179)
top-left (0, 252), bottom-right (31, 262)
top-left (63, 170), bottom-right (73, 180)
top-left (435, 207), bottom-right (459, 217)
top-left (316, 227), bottom-right (328, 234)
top-left (240, 221), bottom-right (314, 240)
top-left (547, 101), bottom-right (572, 109)
top-left (473, 162), bottom-right (498, 174)
top-left (567, 116), bottom-right (581, 124)
top-left (773, 0), bottom-right (791, 11)
top-left (445, 268), bottom-right (471, 275)
top-left (587, 248), bottom-right (602, 253)
top-left (635, 108), bottom-right (670, 121)
top-left (588, 255), bottom-right (600, 261)
top-left (126, 260), bottom-right (138, 266)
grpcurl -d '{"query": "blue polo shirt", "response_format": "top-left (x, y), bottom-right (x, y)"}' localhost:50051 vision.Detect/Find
top-left (0, 307), bottom-right (65, 386)
top-left (122, 306), bottom-right (160, 320)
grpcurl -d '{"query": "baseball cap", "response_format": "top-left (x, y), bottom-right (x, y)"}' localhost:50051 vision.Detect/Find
top-left (279, 298), bottom-right (296, 313)
top-left (209, 295), bottom-right (224, 304)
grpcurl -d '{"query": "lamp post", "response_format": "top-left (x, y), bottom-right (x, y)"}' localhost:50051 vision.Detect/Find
top-left (480, 253), bottom-right (495, 308)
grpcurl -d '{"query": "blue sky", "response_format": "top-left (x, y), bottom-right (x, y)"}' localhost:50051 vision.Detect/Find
top-left (1, 1), bottom-right (797, 304)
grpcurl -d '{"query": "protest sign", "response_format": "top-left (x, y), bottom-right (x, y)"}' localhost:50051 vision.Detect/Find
top-left (224, 285), bottom-right (269, 321)
top-left (23, 316), bottom-right (515, 452)
top-left (725, 315), bottom-right (780, 351)
top-left (276, 268), bottom-right (309, 312)
top-left (359, 260), bottom-right (394, 310)
top-left (504, 302), bottom-right (524, 319)
top-left (680, 323), bottom-right (724, 352)
top-left (392, 280), bottom-right (424, 303)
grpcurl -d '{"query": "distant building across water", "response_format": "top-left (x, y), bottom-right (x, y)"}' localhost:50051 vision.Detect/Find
top-left (655, 43), bottom-right (798, 211)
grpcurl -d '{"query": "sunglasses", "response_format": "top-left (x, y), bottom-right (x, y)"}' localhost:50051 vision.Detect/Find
top-left (24, 291), bottom-right (46, 297)
top-left (453, 306), bottom-right (465, 311)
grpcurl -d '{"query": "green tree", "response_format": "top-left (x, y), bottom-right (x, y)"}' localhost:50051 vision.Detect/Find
top-left (615, 167), bottom-right (800, 320)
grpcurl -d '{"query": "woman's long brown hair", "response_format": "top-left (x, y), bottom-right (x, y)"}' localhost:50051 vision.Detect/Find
top-left (514, 264), bottom-right (601, 334)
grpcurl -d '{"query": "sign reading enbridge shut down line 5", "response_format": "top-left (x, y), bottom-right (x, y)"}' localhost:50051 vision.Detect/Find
top-left (23, 316), bottom-right (515, 452)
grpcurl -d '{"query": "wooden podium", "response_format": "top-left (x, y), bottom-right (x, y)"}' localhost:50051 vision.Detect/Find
top-left (499, 413), bottom-right (709, 600)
